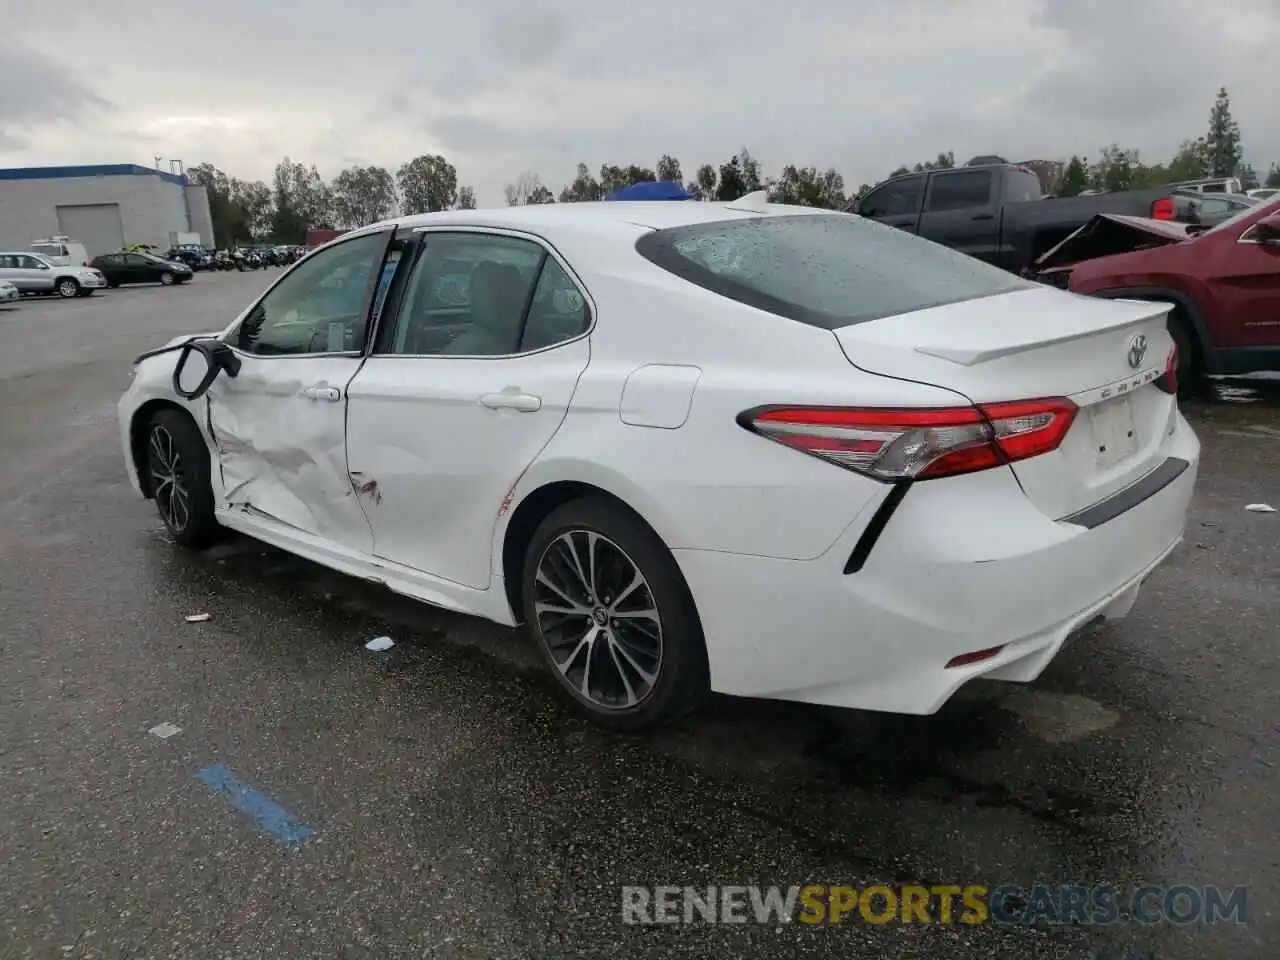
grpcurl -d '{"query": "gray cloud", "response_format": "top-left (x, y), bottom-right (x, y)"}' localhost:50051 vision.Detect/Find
top-left (2, 0), bottom-right (1277, 204)
top-left (0, 42), bottom-right (109, 125)
top-left (486, 4), bottom-right (569, 69)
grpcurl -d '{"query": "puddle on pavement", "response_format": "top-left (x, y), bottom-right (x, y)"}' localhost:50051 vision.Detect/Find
top-left (1202, 374), bottom-right (1280, 407)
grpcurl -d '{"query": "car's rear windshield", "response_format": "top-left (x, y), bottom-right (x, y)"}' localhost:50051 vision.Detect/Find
top-left (634, 214), bottom-right (1033, 328)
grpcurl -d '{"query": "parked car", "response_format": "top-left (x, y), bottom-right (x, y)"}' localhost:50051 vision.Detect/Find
top-left (848, 164), bottom-right (1177, 273)
top-left (0, 279), bottom-right (19, 305)
top-left (1168, 191), bottom-right (1260, 228)
top-left (31, 236), bottom-right (90, 267)
top-left (119, 200), bottom-right (1198, 729)
top-left (1030, 198), bottom-right (1280, 387)
top-left (164, 244), bottom-right (209, 270)
top-left (1247, 187), bottom-right (1279, 201)
top-left (0, 252), bottom-right (108, 297)
top-left (91, 252), bottom-right (194, 288)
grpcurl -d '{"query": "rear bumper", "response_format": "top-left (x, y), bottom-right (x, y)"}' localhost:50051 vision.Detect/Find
top-left (675, 415), bottom-right (1199, 715)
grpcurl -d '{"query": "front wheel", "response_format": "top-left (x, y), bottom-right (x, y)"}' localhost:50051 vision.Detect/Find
top-left (159, 272), bottom-right (175, 286)
top-left (521, 498), bottom-right (708, 730)
top-left (57, 278), bottom-right (80, 298)
top-left (144, 409), bottom-right (219, 548)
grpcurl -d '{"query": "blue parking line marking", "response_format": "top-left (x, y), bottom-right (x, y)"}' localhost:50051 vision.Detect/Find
top-left (197, 764), bottom-right (315, 844)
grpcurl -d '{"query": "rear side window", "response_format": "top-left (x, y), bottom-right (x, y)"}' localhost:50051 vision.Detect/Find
top-left (1003, 170), bottom-right (1043, 202)
top-left (926, 171), bottom-right (993, 211)
top-left (635, 214), bottom-right (1034, 329)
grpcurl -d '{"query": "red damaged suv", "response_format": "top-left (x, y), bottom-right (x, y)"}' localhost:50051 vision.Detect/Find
top-left (1037, 198), bottom-right (1280, 392)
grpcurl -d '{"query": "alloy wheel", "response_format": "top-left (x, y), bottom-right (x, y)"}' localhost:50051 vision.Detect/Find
top-left (58, 280), bottom-right (78, 298)
top-left (148, 424), bottom-right (190, 533)
top-left (533, 531), bottom-right (663, 710)
top-left (160, 273), bottom-right (175, 286)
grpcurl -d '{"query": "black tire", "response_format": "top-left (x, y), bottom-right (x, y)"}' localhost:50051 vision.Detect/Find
top-left (107, 279), bottom-right (121, 289)
top-left (77, 289), bottom-right (95, 297)
top-left (521, 497), bottom-right (708, 731)
top-left (1167, 309), bottom-right (1202, 399)
top-left (159, 272), bottom-right (175, 286)
top-left (56, 278), bottom-right (80, 298)
top-left (144, 409), bottom-right (219, 548)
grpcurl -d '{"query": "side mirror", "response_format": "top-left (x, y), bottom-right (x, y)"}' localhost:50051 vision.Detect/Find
top-left (172, 339), bottom-right (242, 400)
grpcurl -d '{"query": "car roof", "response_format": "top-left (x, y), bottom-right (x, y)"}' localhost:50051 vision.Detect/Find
top-left (381, 199), bottom-right (839, 238)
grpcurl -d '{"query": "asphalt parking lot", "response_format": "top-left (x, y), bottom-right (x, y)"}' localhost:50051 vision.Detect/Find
top-left (0, 273), bottom-right (1276, 959)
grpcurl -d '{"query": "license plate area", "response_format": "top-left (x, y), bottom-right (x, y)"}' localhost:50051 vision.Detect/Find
top-left (1088, 395), bottom-right (1138, 467)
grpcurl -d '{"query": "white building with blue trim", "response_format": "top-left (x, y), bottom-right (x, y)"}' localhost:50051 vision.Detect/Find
top-left (0, 163), bottom-right (214, 256)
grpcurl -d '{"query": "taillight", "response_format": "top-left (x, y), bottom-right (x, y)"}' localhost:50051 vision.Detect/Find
top-left (740, 398), bottom-right (1078, 481)
top-left (1155, 343), bottom-right (1178, 395)
top-left (1151, 198), bottom-right (1174, 220)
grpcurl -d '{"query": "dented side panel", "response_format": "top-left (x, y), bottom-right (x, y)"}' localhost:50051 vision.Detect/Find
top-left (344, 338), bottom-right (592, 590)
top-left (206, 355), bottom-right (374, 553)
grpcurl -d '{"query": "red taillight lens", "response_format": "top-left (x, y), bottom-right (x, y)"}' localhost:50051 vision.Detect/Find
top-left (1151, 198), bottom-right (1174, 220)
top-left (1155, 343), bottom-right (1179, 395)
top-left (741, 398), bottom-right (1077, 481)
top-left (946, 645), bottom-right (1006, 668)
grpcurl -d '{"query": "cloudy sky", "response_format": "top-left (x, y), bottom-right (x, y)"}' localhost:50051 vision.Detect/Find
top-left (2, 0), bottom-right (1277, 205)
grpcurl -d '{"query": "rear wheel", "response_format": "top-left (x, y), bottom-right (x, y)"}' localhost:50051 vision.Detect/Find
top-left (144, 409), bottom-right (219, 548)
top-left (521, 498), bottom-right (708, 730)
top-left (57, 278), bottom-right (80, 298)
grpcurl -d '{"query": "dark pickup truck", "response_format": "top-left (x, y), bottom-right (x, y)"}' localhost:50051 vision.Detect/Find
top-left (847, 164), bottom-right (1175, 273)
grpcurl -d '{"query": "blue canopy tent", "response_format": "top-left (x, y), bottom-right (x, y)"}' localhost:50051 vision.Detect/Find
top-left (607, 180), bottom-right (694, 201)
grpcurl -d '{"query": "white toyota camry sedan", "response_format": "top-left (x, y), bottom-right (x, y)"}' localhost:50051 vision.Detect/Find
top-left (119, 195), bottom-right (1199, 729)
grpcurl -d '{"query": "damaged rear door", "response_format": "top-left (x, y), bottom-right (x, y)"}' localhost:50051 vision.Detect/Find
top-left (344, 228), bottom-right (592, 590)
top-left (207, 228), bottom-right (395, 551)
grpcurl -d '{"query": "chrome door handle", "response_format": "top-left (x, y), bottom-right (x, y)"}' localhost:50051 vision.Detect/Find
top-left (302, 385), bottom-right (342, 402)
top-left (479, 392), bottom-right (542, 412)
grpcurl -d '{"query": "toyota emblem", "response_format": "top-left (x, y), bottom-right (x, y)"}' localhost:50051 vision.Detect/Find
top-left (1126, 333), bottom-right (1148, 370)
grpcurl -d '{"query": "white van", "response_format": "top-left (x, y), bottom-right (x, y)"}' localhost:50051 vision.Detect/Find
top-left (31, 236), bottom-right (90, 267)
top-left (1169, 178), bottom-right (1243, 195)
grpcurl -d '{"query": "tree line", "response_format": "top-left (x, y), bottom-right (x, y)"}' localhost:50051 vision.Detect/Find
top-left (507, 88), bottom-right (1277, 207)
top-left (191, 86), bottom-right (1278, 247)
top-left (1054, 88), bottom-right (1275, 196)
top-left (188, 155), bottom-right (478, 248)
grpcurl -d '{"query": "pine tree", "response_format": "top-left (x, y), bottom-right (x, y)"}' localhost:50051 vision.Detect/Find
top-left (1204, 87), bottom-right (1242, 179)
top-left (1059, 155), bottom-right (1089, 197)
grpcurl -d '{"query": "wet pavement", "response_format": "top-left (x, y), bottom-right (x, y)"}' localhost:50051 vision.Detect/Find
top-left (0, 275), bottom-right (1276, 959)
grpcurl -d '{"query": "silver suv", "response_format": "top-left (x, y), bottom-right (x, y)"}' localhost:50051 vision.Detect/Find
top-left (0, 252), bottom-right (107, 298)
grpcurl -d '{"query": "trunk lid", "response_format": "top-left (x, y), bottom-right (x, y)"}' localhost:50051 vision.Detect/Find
top-left (832, 286), bottom-right (1178, 519)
